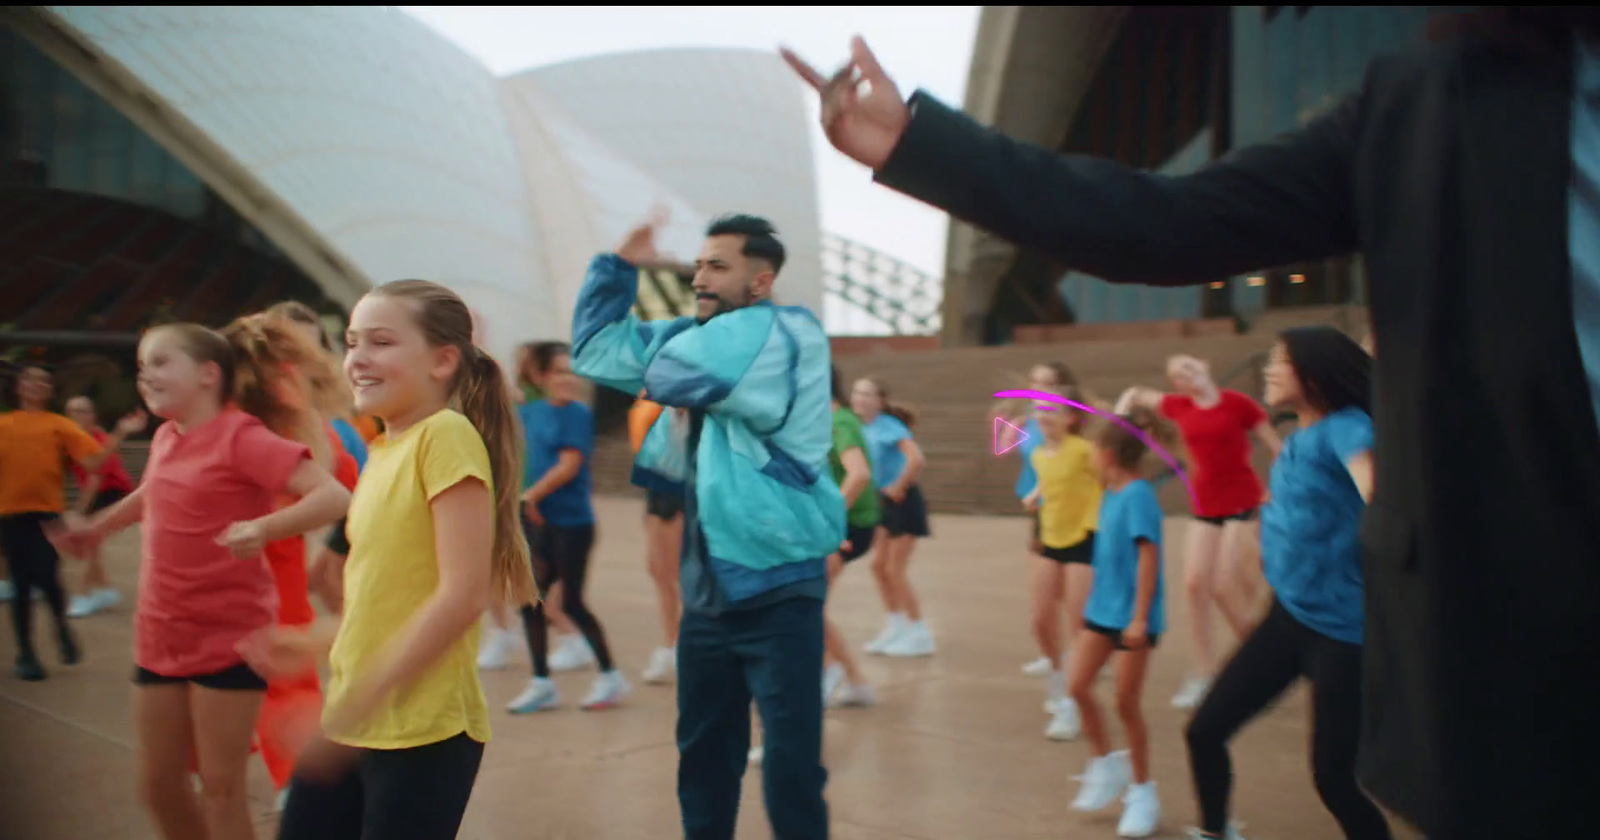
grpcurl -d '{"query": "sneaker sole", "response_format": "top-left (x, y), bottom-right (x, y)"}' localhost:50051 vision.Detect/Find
top-left (507, 701), bottom-right (560, 714)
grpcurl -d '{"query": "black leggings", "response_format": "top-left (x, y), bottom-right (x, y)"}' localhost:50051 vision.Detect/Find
top-left (0, 513), bottom-right (70, 656)
top-left (1185, 601), bottom-right (1391, 840)
top-left (519, 518), bottom-right (613, 678)
top-left (277, 732), bottom-right (484, 840)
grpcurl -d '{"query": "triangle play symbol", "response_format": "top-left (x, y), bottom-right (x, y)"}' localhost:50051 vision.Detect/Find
top-left (993, 416), bottom-right (1027, 456)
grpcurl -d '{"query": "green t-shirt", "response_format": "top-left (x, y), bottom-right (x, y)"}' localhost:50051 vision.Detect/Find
top-left (831, 407), bottom-right (882, 528)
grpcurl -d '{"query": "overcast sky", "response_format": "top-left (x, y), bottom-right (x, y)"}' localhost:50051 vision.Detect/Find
top-left (401, 5), bottom-right (979, 284)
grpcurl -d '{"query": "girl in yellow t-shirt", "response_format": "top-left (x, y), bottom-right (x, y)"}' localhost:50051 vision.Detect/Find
top-left (1022, 391), bottom-right (1103, 742)
top-left (240, 280), bottom-right (537, 840)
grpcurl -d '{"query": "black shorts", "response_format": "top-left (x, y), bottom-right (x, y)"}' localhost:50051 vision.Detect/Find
top-left (1041, 533), bottom-right (1096, 565)
top-left (645, 490), bottom-right (683, 521)
top-left (1084, 620), bottom-right (1162, 651)
top-left (133, 661), bottom-right (267, 691)
top-left (325, 516), bottom-right (350, 556)
top-left (840, 524), bottom-right (877, 562)
top-left (1196, 508), bottom-right (1258, 527)
top-left (879, 485), bottom-right (931, 538)
top-left (89, 488), bottom-right (128, 513)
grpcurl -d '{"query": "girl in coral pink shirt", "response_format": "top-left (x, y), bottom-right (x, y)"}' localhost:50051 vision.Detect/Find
top-left (71, 319), bottom-right (349, 840)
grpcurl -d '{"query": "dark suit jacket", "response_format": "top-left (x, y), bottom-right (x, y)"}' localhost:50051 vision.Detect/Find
top-left (877, 37), bottom-right (1600, 840)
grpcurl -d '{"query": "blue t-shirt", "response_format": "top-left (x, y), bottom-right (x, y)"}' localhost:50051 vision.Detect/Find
top-left (1260, 407), bottom-right (1373, 645)
top-left (863, 414), bottom-right (913, 490)
top-left (1013, 416), bottom-right (1044, 498)
top-left (1084, 479), bottom-right (1166, 634)
top-left (330, 416), bottom-right (367, 472)
top-left (518, 399), bottom-right (595, 526)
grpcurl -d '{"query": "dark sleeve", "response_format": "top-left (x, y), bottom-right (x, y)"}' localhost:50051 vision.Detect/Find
top-left (324, 517), bottom-right (350, 556)
top-left (872, 89), bottom-right (1362, 285)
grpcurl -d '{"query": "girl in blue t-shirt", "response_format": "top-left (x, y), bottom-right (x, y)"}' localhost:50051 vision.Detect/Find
top-left (851, 376), bottom-right (934, 658)
top-left (1183, 326), bottom-right (1388, 840)
top-left (1062, 411), bottom-right (1169, 839)
top-left (506, 342), bottom-right (628, 714)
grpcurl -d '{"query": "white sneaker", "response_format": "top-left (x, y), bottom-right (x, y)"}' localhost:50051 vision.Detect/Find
top-left (580, 670), bottom-right (631, 710)
top-left (863, 615), bottom-right (906, 655)
top-left (641, 646), bottom-right (676, 684)
top-left (275, 786), bottom-right (291, 813)
top-left (1071, 750), bottom-right (1133, 812)
top-left (883, 621), bottom-right (935, 657)
top-left (829, 682), bottom-right (877, 709)
top-left (1172, 676), bottom-right (1211, 710)
top-left (1186, 825), bottom-right (1247, 840)
top-left (1117, 781), bottom-right (1161, 838)
top-left (748, 746), bottom-right (764, 764)
top-left (549, 635), bottom-right (596, 672)
top-left (822, 663), bottom-right (847, 704)
top-left (507, 677), bottom-right (560, 714)
top-left (477, 628), bottom-right (518, 670)
top-left (1022, 655), bottom-right (1054, 676)
top-left (68, 589), bottom-right (119, 618)
top-left (1045, 698), bottom-right (1082, 741)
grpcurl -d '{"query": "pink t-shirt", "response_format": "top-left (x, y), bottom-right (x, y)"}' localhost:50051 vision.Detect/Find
top-left (136, 408), bottom-right (310, 677)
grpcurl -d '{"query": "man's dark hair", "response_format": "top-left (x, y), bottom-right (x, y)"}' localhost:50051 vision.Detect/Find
top-left (706, 213), bottom-right (785, 274)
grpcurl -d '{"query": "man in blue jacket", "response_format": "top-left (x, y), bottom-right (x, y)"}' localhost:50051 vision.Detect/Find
top-left (572, 211), bottom-right (845, 840)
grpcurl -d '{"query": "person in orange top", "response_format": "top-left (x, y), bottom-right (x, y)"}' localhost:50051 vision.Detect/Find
top-left (0, 363), bottom-right (144, 681)
top-left (629, 394), bottom-right (684, 684)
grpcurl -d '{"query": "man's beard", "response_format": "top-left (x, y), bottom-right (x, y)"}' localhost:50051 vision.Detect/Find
top-left (695, 288), bottom-right (753, 324)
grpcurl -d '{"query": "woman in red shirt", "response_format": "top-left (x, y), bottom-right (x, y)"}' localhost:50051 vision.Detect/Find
top-left (64, 395), bottom-right (138, 618)
top-left (1117, 354), bottom-right (1281, 711)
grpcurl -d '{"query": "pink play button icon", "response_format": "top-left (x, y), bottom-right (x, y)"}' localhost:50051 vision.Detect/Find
top-left (993, 416), bottom-right (1028, 456)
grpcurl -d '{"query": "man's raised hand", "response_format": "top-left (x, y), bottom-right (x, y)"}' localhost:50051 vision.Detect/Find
top-left (618, 205), bottom-right (670, 268)
top-left (780, 36), bottom-right (911, 171)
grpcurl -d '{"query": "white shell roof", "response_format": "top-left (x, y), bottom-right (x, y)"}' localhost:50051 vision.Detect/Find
top-left (43, 7), bottom-right (825, 361)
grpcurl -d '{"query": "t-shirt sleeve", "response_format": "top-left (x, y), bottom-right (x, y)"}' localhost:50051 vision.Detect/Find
top-left (420, 413), bottom-right (494, 501)
top-left (1324, 410), bottom-right (1375, 463)
top-left (835, 417), bottom-right (868, 459)
top-left (232, 419), bottom-right (312, 494)
top-left (56, 416), bottom-right (104, 463)
top-left (556, 405), bottom-right (596, 458)
top-left (879, 416), bottom-right (910, 445)
top-left (1128, 483), bottom-right (1165, 545)
top-left (1231, 390), bottom-right (1268, 428)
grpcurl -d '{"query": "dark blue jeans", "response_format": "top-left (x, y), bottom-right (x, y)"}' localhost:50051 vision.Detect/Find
top-left (677, 596), bottom-right (828, 840)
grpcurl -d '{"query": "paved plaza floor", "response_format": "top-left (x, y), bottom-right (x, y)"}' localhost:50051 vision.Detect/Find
top-left (0, 496), bottom-right (1418, 840)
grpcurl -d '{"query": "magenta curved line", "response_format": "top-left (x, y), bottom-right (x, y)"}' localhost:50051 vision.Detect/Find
top-left (994, 389), bottom-right (1198, 510)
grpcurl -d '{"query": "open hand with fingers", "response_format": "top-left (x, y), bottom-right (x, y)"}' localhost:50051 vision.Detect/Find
top-left (618, 205), bottom-right (672, 268)
top-left (780, 36), bottom-right (910, 170)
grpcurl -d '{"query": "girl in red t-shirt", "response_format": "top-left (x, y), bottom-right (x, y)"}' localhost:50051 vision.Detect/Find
top-left (64, 395), bottom-right (138, 619)
top-left (68, 319), bottom-right (350, 840)
top-left (1115, 354), bottom-right (1282, 711)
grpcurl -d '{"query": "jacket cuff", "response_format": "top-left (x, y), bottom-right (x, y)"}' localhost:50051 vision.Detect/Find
top-left (873, 90), bottom-right (985, 210)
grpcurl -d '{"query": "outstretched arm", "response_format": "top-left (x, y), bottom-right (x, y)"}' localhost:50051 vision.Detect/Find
top-left (785, 37), bottom-right (1361, 287)
top-left (569, 252), bottom-right (693, 397)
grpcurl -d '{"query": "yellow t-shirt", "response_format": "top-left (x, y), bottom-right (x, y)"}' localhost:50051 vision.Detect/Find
top-left (1031, 435), bottom-right (1103, 550)
top-left (324, 408), bottom-right (494, 749)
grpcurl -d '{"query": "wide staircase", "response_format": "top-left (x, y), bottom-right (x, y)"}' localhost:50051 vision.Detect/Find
top-left (586, 306), bottom-right (1368, 518)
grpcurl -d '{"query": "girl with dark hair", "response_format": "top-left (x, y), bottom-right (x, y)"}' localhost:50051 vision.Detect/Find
top-left (506, 341), bottom-right (629, 713)
top-left (1182, 326), bottom-right (1386, 840)
top-left (852, 376), bottom-right (934, 657)
top-left (0, 364), bottom-right (144, 680)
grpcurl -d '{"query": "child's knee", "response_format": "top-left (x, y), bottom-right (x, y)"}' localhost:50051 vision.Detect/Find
top-left (195, 766), bottom-right (248, 805)
top-left (1114, 689), bottom-right (1143, 721)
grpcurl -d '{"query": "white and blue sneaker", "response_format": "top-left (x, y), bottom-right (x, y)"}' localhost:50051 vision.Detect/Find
top-left (507, 677), bottom-right (560, 714)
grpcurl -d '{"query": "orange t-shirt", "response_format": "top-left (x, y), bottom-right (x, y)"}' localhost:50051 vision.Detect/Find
top-left (0, 410), bottom-right (103, 516)
top-left (629, 399), bottom-right (664, 455)
top-left (137, 409), bottom-right (310, 676)
top-left (351, 415), bottom-right (382, 443)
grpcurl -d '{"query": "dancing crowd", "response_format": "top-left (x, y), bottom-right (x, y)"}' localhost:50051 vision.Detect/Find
top-left (8, 9), bottom-right (1600, 840)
